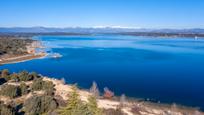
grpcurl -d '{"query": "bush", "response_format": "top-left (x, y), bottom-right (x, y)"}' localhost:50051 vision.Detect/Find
top-left (103, 87), bottom-right (114, 99)
top-left (10, 73), bottom-right (19, 82)
top-left (31, 78), bottom-right (44, 91)
top-left (1, 69), bottom-right (9, 77)
top-left (1, 69), bottom-right (11, 81)
top-left (31, 78), bottom-right (55, 95)
top-left (43, 81), bottom-right (55, 95)
top-left (19, 83), bottom-right (29, 95)
top-left (87, 96), bottom-right (102, 115)
top-left (8, 71), bottom-right (40, 82)
top-left (29, 72), bottom-right (40, 80)
top-left (23, 95), bottom-right (58, 115)
top-left (0, 85), bottom-right (21, 98)
top-left (0, 101), bottom-right (16, 115)
top-left (18, 71), bottom-right (33, 81)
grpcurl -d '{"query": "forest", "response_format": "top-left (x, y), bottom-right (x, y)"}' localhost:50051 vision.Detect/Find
top-left (0, 36), bottom-right (33, 56)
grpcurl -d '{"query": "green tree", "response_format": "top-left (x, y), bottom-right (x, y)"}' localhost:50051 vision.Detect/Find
top-left (58, 85), bottom-right (89, 115)
top-left (87, 96), bottom-right (102, 115)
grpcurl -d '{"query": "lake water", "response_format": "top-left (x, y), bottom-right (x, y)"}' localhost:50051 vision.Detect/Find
top-left (1, 35), bottom-right (204, 110)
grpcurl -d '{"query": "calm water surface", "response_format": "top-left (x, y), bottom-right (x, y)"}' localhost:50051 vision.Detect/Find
top-left (1, 35), bottom-right (204, 110)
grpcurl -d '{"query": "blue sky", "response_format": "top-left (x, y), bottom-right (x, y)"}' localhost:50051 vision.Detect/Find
top-left (0, 0), bottom-right (204, 28)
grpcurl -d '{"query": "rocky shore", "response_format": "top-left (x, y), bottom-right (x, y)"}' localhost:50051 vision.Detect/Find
top-left (44, 77), bottom-right (203, 115)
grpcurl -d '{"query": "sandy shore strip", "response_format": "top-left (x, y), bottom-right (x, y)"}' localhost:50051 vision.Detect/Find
top-left (43, 77), bottom-right (204, 115)
top-left (0, 53), bottom-right (47, 65)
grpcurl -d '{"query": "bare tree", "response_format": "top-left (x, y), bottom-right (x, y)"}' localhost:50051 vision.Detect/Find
top-left (103, 87), bottom-right (114, 99)
top-left (60, 77), bottom-right (66, 84)
top-left (119, 94), bottom-right (126, 107)
top-left (90, 81), bottom-right (100, 98)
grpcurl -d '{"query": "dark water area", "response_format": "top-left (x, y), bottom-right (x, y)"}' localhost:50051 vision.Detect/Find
top-left (1, 35), bottom-right (204, 110)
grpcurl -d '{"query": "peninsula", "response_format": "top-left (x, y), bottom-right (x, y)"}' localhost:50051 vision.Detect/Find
top-left (0, 35), bottom-right (46, 65)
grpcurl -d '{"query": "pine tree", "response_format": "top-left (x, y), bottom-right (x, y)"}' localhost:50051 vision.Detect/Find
top-left (58, 85), bottom-right (85, 115)
top-left (87, 95), bottom-right (102, 115)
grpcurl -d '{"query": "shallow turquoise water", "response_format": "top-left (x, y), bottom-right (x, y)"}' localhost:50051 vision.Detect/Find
top-left (1, 35), bottom-right (204, 110)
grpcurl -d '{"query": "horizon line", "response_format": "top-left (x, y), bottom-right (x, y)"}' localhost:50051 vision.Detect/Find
top-left (0, 26), bottom-right (204, 30)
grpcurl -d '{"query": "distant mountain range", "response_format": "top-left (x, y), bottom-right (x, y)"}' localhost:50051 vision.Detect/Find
top-left (0, 27), bottom-right (204, 34)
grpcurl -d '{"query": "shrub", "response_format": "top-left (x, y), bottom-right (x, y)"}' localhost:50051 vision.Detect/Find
top-left (1, 69), bottom-right (9, 78)
top-left (87, 96), bottom-right (102, 115)
top-left (1, 69), bottom-right (10, 81)
top-left (18, 71), bottom-right (33, 81)
top-left (0, 101), bottom-right (16, 115)
top-left (43, 81), bottom-right (55, 95)
top-left (19, 83), bottom-right (29, 95)
top-left (0, 85), bottom-right (21, 98)
top-left (10, 73), bottom-right (19, 82)
top-left (103, 87), bottom-right (114, 99)
top-left (31, 78), bottom-right (44, 91)
top-left (31, 78), bottom-right (55, 95)
top-left (23, 95), bottom-right (58, 115)
top-left (29, 72), bottom-right (40, 80)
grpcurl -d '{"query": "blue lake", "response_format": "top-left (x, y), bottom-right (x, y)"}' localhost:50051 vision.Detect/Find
top-left (1, 35), bottom-right (204, 110)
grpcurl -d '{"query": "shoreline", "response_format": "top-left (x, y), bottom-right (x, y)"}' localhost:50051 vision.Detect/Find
top-left (1, 36), bottom-right (203, 114)
top-left (43, 77), bottom-right (203, 115)
top-left (0, 53), bottom-right (47, 65)
top-left (0, 39), bottom-right (47, 65)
